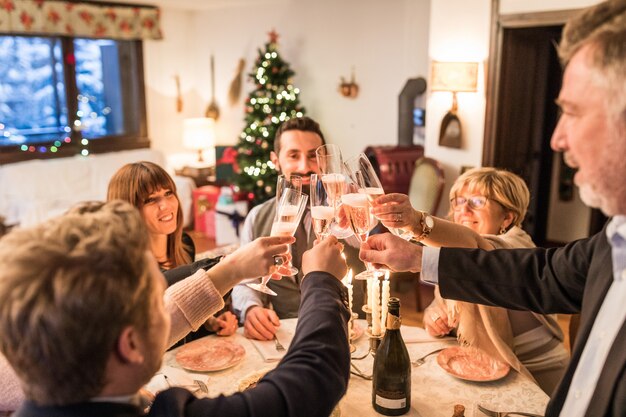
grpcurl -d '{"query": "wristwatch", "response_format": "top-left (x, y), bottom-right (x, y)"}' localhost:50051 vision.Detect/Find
top-left (415, 211), bottom-right (434, 242)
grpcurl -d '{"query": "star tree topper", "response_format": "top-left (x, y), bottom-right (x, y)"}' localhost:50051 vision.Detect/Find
top-left (268, 29), bottom-right (280, 45)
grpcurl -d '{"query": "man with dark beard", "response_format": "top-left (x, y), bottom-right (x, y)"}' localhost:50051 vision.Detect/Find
top-left (232, 116), bottom-right (366, 341)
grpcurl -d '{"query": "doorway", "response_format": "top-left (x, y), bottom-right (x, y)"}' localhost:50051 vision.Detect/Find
top-left (483, 6), bottom-right (604, 246)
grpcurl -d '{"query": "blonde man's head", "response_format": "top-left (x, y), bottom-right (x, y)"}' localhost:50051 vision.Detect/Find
top-left (449, 167), bottom-right (530, 228)
top-left (0, 200), bottom-right (153, 405)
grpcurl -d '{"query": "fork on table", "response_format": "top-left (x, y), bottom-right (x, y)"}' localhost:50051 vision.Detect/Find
top-left (273, 334), bottom-right (285, 352)
top-left (411, 347), bottom-right (446, 366)
top-left (477, 403), bottom-right (544, 417)
top-left (160, 374), bottom-right (208, 394)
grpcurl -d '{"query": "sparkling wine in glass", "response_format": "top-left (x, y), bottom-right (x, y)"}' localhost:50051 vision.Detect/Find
top-left (310, 174), bottom-right (335, 239)
top-left (340, 189), bottom-right (381, 280)
top-left (316, 144), bottom-right (352, 239)
top-left (275, 174), bottom-right (303, 276)
top-left (247, 188), bottom-right (308, 296)
top-left (345, 153), bottom-right (414, 241)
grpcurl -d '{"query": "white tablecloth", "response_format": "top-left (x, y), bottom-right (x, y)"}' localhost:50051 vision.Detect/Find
top-left (148, 319), bottom-right (549, 417)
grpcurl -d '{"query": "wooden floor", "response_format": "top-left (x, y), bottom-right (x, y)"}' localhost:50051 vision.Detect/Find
top-left (189, 231), bottom-right (572, 352)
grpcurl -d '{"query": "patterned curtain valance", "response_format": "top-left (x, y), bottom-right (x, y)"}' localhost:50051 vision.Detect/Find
top-left (0, 0), bottom-right (162, 40)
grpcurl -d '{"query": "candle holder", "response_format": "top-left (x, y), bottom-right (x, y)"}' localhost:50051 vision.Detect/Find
top-left (351, 305), bottom-right (384, 359)
top-left (366, 329), bottom-right (383, 354)
top-left (348, 312), bottom-right (359, 353)
top-left (362, 305), bottom-right (372, 332)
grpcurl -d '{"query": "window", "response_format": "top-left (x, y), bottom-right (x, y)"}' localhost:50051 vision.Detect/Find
top-left (0, 35), bottom-right (148, 164)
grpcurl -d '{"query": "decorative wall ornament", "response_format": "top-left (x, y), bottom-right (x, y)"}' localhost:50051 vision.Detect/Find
top-left (228, 58), bottom-right (246, 106)
top-left (339, 67), bottom-right (359, 98)
top-left (174, 74), bottom-right (183, 113)
top-left (205, 55), bottom-right (220, 120)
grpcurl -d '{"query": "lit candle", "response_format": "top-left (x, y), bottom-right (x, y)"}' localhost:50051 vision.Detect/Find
top-left (381, 271), bottom-right (390, 331)
top-left (371, 278), bottom-right (381, 336)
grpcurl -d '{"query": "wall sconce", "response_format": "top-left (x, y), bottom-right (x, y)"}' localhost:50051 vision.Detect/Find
top-left (183, 117), bottom-right (216, 165)
top-left (430, 61), bottom-right (478, 148)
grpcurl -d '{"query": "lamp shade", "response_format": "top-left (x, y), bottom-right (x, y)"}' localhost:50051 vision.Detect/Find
top-left (430, 61), bottom-right (478, 92)
top-left (183, 118), bottom-right (216, 151)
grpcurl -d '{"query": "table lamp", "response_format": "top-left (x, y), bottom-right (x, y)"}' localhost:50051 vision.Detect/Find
top-left (430, 61), bottom-right (478, 148)
top-left (183, 117), bottom-right (216, 165)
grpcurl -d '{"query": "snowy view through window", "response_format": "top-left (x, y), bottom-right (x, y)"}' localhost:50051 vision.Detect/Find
top-left (0, 36), bottom-right (123, 147)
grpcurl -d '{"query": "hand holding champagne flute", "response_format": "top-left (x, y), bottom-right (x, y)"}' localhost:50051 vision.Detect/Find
top-left (344, 153), bottom-right (414, 241)
top-left (247, 188), bottom-right (308, 296)
top-left (316, 144), bottom-right (352, 239)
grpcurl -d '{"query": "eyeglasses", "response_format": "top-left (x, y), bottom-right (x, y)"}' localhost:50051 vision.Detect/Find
top-left (450, 195), bottom-right (488, 211)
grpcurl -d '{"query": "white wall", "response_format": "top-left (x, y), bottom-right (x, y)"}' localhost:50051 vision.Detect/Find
top-left (424, 0), bottom-right (491, 216)
top-left (424, 0), bottom-right (599, 233)
top-left (143, 0), bottom-right (431, 168)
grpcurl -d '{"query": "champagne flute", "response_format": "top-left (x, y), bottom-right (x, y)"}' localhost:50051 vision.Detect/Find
top-left (315, 144), bottom-right (344, 175)
top-left (316, 144), bottom-right (351, 238)
top-left (340, 180), bottom-right (382, 280)
top-left (344, 153), bottom-right (414, 241)
top-left (310, 174), bottom-right (335, 239)
top-left (247, 188), bottom-right (308, 296)
top-left (275, 173), bottom-right (302, 276)
top-left (276, 173), bottom-right (302, 199)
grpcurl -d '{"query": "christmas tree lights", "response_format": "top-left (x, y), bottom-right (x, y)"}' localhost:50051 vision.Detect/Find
top-left (234, 30), bottom-right (306, 205)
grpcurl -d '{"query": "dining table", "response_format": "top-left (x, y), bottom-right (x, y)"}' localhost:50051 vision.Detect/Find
top-left (146, 318), bottom-right (549, 417)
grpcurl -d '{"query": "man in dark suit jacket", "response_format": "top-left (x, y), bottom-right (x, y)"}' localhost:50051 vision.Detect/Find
top-left (0, 200), bottom-right (350, 417)
top-left (360, 1), bottom-right (626, 416)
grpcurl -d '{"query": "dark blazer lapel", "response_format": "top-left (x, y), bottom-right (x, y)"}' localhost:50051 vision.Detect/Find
top-left (575, 233), bottom-right (614, 354)
top-left (564, 233), bottom-right (620, 416)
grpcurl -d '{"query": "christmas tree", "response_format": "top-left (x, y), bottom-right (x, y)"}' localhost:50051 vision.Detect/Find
top-left (234, 30), bottom-right (306, 205)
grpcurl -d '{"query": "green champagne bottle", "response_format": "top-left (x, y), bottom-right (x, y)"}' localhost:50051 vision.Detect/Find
top-left (372, 297), bottom-right (411, 415)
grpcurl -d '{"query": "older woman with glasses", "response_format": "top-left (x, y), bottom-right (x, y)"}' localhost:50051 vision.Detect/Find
top-left (371, 167), bottom-right (569, 394)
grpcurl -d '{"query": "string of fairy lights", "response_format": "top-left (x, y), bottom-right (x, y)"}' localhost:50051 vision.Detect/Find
top-left (15, 94), bottom-right (108, 156)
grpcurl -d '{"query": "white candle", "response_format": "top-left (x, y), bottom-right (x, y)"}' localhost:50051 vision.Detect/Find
top-left (381, 271), bottom-right (390, 331)
top-left (372, 278), bottom-right (381, 336)
top-left (345, 269), bottom-right (353, 314)
top-left (366, 277), bottom-right (373, 311)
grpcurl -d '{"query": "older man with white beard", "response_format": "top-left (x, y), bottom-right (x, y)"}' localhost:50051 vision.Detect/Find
top-left (359, 1), bottom-right (626, 416)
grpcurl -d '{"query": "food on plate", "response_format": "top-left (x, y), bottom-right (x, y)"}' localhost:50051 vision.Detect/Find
top-left (437, 346), bottom-right (510, 382)
top-left (176, 338), bottom-right (245, 372)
